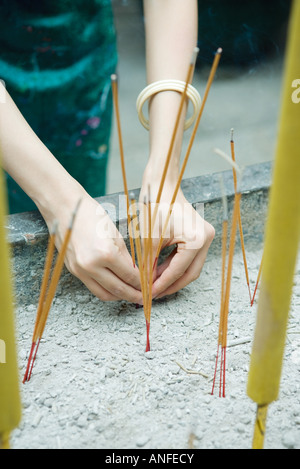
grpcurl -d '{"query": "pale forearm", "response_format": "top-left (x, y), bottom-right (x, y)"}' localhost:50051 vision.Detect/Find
top-left (0, 84), bottom-right (85, 221)
top-left (143, 0), bottom-right (198, 185)
top-left (144, 0), bottom-right (198, 83)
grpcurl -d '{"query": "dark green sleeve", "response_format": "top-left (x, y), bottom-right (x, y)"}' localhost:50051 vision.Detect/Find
top-left (0, 0), bottom-right (118, 213)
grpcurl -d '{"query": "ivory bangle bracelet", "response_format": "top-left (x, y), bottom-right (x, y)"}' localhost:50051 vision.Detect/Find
top-left (136, 79), bottom-right (201, 131)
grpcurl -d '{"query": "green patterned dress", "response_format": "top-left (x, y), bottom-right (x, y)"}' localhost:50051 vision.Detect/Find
top-left (0, 0), bottom-right (117, 213)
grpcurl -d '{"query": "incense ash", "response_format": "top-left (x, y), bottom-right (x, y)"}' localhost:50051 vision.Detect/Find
top-left (12, 249), bottom-right (300, 449)
top-left (13, 24), bottom-right (300, 448)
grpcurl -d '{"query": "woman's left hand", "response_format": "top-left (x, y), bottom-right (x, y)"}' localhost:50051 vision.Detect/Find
top-left (139, 179), bottom-right (215, 300)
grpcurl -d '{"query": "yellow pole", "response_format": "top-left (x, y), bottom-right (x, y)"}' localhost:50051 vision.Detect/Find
top-left (0, 165), bottom-right (22, 449)
top-left (247, 0), bottom-right (300, 449)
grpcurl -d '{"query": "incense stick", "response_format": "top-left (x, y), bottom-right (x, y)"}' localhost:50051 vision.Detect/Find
top-left (151, 47), bottom-right (199, 230)
top-left (219, 190), bottom-right (241, 397)
top-left (22, 221), bottom-right (57, 383)
top-left (211, 175), bottom-right (228, 396)
top-left (212, 175), bottom-right (241, 397)
top-left (251, 254), bottom-right (263, 306)
top-left (23, 199), bottom-right (81, 383)
top-left (147, 186), bottom-right (153, 314)
top-left (32, 221), bottom-right (58, 342)
top-left (130, 199), bottom-right (151, 351)
top-left (146, 187), bottom-right (153, 351)
top-left (38, 199), bottom-right (81, 339)
top-left (218, 176), bottom-right (228, 348)
top-left (230, 129), bottom-right (252, 302)
top-left (153, 48), bottom-right (222, 268)
top-left (142, 193), bottom-right (153, 351)
top-left (212, 145), bottom-right (247, 397)
top-left (130, 199), bottom-right (144, 293)
top-left (219, 174), bottom-right (228, 309)
top-left (111, 74), bottom-right (136, 268)
top-left (142, 195), bottom-right (149, 330)
top-left (252, 404), bottom-right (268, 449)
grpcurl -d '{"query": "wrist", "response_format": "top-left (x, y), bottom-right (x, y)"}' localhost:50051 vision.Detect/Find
top-left (143, 154), bottom-right (180, 184)
top-left (142, 159), bottom-right (183, 203)
top-left (33, 168), bottom-right (88, 227)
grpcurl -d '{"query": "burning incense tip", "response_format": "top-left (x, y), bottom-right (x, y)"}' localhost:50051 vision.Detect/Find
top-left (111, 73), bottom-right (117, 82)
top-left (230, 128), bottom-right (234, 141)
top-left (217, 47), bottom-right (223, 54)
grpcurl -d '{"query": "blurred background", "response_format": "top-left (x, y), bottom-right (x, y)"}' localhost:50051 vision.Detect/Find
top-left (107, 0), bottom-right (291, 194)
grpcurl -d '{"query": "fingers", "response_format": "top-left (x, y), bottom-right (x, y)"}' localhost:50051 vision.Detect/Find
top-left (152, 222), bottom-right (215, 299)
top-left (72, 262), bottom-right (143, 303)
top-left (80, 275), bottom-right (120, 302)
top-left (105, 242), bottom-right (141, 291)
top-left (154, 244), bottom-right (210, 299)
top-left (90, 267), bottom-right (143, 304)
top-left (66, 242), bottom-right (143, 303)
top-left (151, 244), bottom-right (198, 298)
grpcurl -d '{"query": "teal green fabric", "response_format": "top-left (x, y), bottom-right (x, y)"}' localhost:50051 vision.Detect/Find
top-left (0, 0), bottom-right (117, 213)
top-left (196, 0), bottom-right (291, 65)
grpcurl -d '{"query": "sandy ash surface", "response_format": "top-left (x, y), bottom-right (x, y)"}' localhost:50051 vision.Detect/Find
top-left (11, 247), bottom-right (300, 450)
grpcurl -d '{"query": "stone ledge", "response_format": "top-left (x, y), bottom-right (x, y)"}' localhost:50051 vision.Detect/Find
top-left (6, 161), bottom-right (272, 305)
top-left (7, 161), bottom-right (271, 247)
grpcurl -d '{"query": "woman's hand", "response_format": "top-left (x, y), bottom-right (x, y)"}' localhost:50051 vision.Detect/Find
top-left (43, 190), bottom-right (143, 304)
top-left (139, 175), bottom-right (215, 300)
top-left (0, 84), bottom-right (142, 304)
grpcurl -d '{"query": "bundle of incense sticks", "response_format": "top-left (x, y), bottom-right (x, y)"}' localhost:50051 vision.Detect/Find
top-left (153, 48), bottom-right (223, 267)
top-left (130, 195), bottom-right (153, 351)
top-left (211, 138), bottom-right (247, 397)
top-left (112, 47), bottom-right (222, 351)
top-left (211, 173), bottom-right (241, 397)
top-left (230, 129), bottom-right (252, 303)
top-left (23, 200), bottom-right (81, 383)
top-left (211, 136), bottom-right (265, 396)
top-left (215, 134), bottom-right (263, 308)
top-left (111, 73), bottom-right (155, 350)
top-left (111, 74), bottom-right (136, 268)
